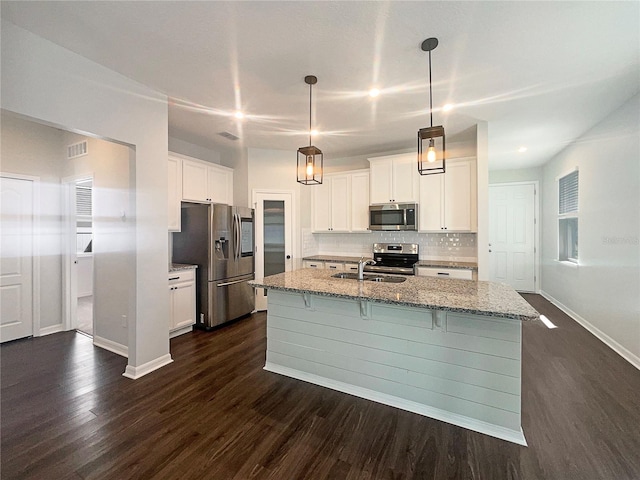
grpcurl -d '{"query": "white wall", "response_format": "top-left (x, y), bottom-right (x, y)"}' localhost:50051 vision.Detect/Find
top-left (489, 166), bottom-right (542, 185)
top-left (168, 137), bottom-right (221, 164)
top-left (1, 21), bottom-right (170, 377)
top-left (1, 113), bottom-right (65, 330)
top-left (541, 93), bottom-right (640, 366)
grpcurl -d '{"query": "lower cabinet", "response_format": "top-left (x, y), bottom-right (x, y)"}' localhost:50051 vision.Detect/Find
top-left (169, 269), bottom-right (196, 337)
top-left (415, 266), bottom-right (474, 280)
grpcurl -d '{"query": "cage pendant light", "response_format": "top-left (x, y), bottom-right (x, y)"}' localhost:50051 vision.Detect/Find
top-left (418, 38), bottom-right (445, 175)
top-left (297, 75), bottom-right (323, 185)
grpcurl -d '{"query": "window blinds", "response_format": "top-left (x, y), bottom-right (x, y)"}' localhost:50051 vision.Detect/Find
top-left (559, 170), bottom-right (578, 215)
top-left (76, 185), bottom-right (92, 217)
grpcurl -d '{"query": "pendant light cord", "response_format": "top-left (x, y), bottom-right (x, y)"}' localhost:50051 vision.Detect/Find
top-left (309, 82), bottom-right (312, 146)
top-left (429, 49), bottom-right (433, 128)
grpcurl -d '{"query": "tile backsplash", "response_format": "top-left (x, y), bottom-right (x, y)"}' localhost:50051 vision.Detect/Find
top-left (304, 230), bottom-right (477, 261)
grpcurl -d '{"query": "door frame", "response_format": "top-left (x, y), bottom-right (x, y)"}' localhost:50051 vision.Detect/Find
top-left (252, 189), bottom-right (296, 311)
top-left (0, 172), bottom-right (41, 337)
top-left (488, 181), bottom-right (540, 293)
top-left (62, 173), bottom-right (94, 331)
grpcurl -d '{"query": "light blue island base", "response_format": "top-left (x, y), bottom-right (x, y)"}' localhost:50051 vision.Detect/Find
top-left (264, 290), bottom-right (527, 446)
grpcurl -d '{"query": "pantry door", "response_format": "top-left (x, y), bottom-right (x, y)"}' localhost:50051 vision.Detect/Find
top-left (489, 182), bottom-right (538, 292)
top-left (253, 190), bottom-right (294, 311)
top-left (1, 175), bottom-right (37, 342)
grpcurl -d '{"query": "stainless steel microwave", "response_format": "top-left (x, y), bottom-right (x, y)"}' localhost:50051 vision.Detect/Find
top-left (369, 203), bottom-right (418, 231)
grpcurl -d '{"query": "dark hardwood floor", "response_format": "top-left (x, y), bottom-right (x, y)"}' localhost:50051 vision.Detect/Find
top-left (2, 294), bottom-right (639, 479)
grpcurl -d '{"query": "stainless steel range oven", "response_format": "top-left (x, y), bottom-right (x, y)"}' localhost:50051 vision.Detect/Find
top-left (364, 243), bottom-right (419, 275)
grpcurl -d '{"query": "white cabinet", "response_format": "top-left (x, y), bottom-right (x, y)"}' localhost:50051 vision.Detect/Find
top-left (169, 269), bottom-right (196, 337)
top-left (181, 156), bottom-right (233, 205)
top-left (168, 155), bottom-right (182, 231)
top-left (350, 171), bottom-right (370, 232)
top-left (419, 157), bottom-right (476, 232)
top-left (311, 170), bottom-right (370, 233)
top-left (415, 266), bottom-right (474, 280)
top-left (368, 153), bottom-right (419, 204)
top-left (303, 260), bottom-right (325, 269)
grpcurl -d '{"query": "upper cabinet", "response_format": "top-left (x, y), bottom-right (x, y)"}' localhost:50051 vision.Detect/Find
top-left (168, 152), bottom-right (234, 231)
top-left (182, 157), bottom-right (233, 204)
top-left (368, 153), bottom-right (419, 204)
top-left (168, 154), bottom-right (183, 231)
top-left (311, 170), bottom-right (370, 233)
top-left (419, 157), bottom-right (477, 232)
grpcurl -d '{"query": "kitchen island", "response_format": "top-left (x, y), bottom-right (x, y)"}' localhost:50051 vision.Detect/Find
top-left (250, 269), bottom-right (538, 445)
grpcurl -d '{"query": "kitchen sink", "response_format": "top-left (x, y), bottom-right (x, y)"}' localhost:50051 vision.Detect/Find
top-left (331, 272), bottom-right (407, 283)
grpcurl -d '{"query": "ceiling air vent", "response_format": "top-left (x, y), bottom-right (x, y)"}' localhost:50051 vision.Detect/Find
top-left (67, 140), bottom-right (88, 159)
top-left (218, 131), bottom-right (239, 141)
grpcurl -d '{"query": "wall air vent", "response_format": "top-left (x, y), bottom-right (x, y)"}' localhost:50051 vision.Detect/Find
top-left (67, 140), bottom-right (88, 159)
top-left (218, 131), bottom-right (239, 141)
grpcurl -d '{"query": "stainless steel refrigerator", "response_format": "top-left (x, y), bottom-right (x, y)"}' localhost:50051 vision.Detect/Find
top-left (172, 203), bottom-right (255, 329)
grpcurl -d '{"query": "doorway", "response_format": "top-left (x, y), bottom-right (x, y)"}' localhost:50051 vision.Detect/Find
top-left (63, 175), bottom-right (94, 336)
top-left (489, 182), bottom-right (539, 292)
top-left (253, 190), bottom-right (294, 311)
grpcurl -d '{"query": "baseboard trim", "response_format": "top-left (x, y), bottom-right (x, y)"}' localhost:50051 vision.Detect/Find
top-left (540, 290), bottom-right (640, 371)
top-left (123, 354), bottom-right (173, 380)
top-left (93, 335), bottom-right (128, 358)
top-left (38, 324), bottom-right (64, 336)
top-left (264, 362), bottom-right (527, 446)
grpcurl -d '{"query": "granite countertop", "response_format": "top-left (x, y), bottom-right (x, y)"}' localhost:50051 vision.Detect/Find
top-left (169, 263), bottom-right (198, 272)
top-left (250, 269), bottom-right (538, 322)
top-left (303, 255), bottom-right (366, 264)
top-left (415, 260), bottom-right (478, 271)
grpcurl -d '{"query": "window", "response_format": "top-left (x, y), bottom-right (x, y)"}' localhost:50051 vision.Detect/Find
top-left (76, 181), bottom-right (92, 253)
top-left (558, 169), bottom-right (578, 263)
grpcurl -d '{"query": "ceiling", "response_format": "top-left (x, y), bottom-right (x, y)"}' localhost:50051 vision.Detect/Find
top-left (2, 1), bottom-right (638, 169)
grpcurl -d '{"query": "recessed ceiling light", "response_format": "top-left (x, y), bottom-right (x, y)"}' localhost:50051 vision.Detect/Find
top-left (234, 111), bottom-right (245, 119)
top-left (518, 146), bottom-right (527, 153)
top-left (310, 129), bottom-right (319, 136)
top-left (369, 88), bottom-right (380, 98)
top-left (442, 103), bottom-right (454, 112)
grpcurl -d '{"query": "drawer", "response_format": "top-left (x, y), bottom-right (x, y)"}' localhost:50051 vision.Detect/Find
top-left (325, 262), bottom-right (345, 271)
top-left (344, 263), bottom-right (359, 272)
top-left (303, 260), bottom-right (325, 269)
top-left (168, 269), bottom-right (195, 284)
top-left (416, 266), bottom-right (473, 280)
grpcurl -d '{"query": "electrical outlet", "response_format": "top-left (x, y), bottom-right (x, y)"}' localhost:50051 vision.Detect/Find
top-left (121, 315), bottom-right (127, 327)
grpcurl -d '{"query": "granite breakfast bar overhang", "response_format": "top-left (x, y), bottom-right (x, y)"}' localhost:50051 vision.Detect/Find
top-left (250, 269), bottom-right (539, 445)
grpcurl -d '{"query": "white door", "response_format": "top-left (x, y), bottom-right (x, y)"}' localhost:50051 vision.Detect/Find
top-left (253, 191), bottom-right (293, 311)
top-left (1, 176), bottom-right (34, 342)
top-left (489, 183), bottom-right (536, 292)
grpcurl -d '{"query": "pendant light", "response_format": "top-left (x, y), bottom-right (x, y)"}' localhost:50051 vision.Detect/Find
top-left (297, 75), bottom-right (323, 185)
top-left (417, 37), bottom-right (445, 175)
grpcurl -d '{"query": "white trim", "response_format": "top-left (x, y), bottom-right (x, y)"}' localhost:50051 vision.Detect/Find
top-left (0, 172), bottom-right (41, 338)
top-left (93, 335), bottom-right (128, 358)
top-left (169, 325), bottom-right (193, 338)
top-left (540, 290), bottom-right (640, 371)
top-left (122, 353), bottom-right (173, 379)
top-left (39, 324), bottom-right (64, 336)
top-left (264, 362), bottom-right (528, 446)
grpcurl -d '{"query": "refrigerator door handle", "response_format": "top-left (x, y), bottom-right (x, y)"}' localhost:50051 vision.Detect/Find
top-left (236, 213), bottom-right (241, 260)
top-left (234, 213), bottom-right (240, 260)
top-left (217, 278), bottom-right (249, 287)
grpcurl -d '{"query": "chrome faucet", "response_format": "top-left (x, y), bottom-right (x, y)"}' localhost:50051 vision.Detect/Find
top-left (357, 257), bottom-right (376, 280)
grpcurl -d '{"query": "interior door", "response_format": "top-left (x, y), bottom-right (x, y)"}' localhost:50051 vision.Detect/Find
top-left (253, 191), bottom-right (293, 311)
top-left (489, 183), bottom-right (536, 292)
top-left (1, 176), bottom-right (34, 342)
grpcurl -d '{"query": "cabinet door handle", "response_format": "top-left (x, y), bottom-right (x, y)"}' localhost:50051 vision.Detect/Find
top-left (169, 276), bottom-right (180, 281)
